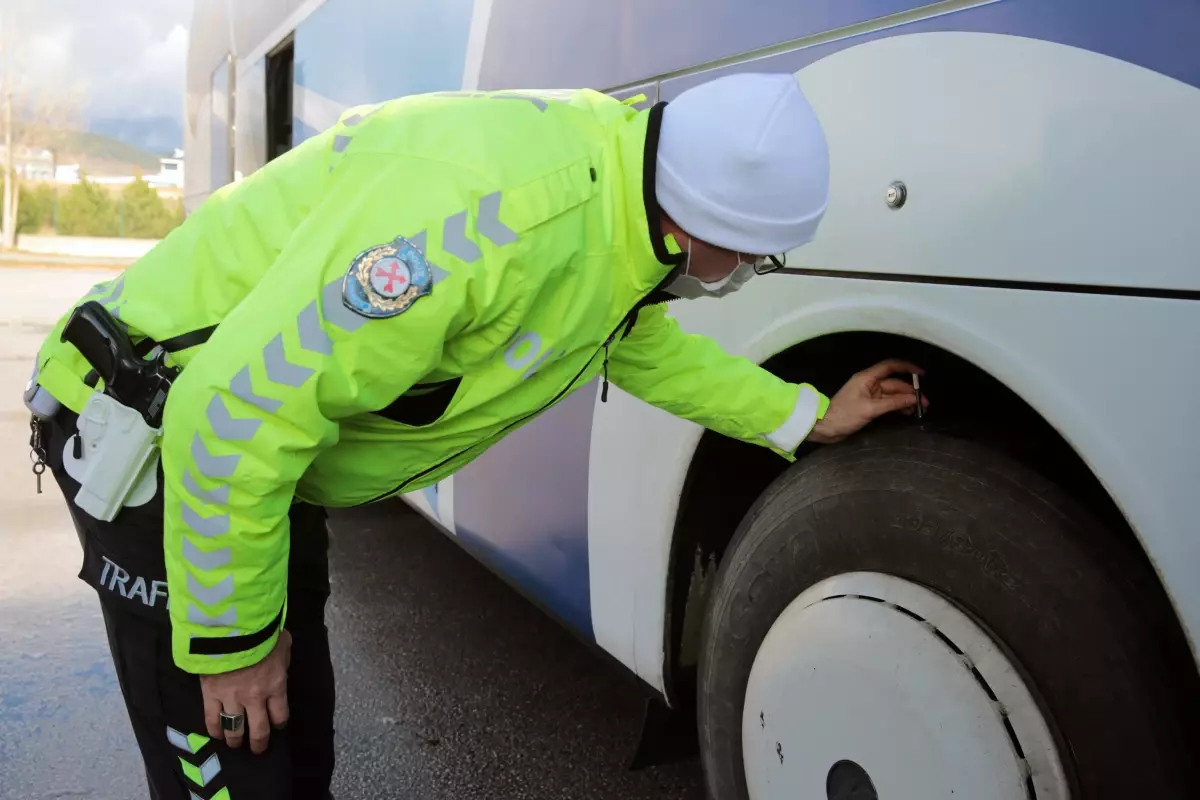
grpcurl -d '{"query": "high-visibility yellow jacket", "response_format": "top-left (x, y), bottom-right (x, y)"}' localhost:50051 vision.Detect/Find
top-left (33, 89), bottom-right (828, 673)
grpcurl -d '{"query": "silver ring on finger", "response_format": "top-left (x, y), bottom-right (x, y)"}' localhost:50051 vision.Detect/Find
top-left (220, 711), bottom-right (246, 734)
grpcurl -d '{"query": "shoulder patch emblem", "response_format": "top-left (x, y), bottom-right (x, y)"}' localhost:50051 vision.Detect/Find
top-left (342, 235), bottom-right (434, 319)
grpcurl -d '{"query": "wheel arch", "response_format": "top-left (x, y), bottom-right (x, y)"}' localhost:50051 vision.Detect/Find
top-left (659, 301), bottom-right (1193, 709)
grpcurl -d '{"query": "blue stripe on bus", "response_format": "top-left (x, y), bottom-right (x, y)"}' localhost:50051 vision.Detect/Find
top-left (478, 0), bottom-right (1200, 93)
top-left (660, 0), bottom-right (1200, 99)
top-left (478, 0), bottom-right (932, 92)
top-left (452, 381), bottom-right (600, 639)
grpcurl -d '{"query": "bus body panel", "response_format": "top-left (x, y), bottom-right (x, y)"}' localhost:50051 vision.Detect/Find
top-left (452, 383), bottom-right (600, 638)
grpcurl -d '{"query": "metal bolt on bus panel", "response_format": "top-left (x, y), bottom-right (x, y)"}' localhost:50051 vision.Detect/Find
top-left (886, 181), bottom-right (907, 209)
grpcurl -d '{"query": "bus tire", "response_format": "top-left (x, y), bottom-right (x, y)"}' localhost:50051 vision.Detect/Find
top-left (697, 427), bottom-right (1199, 800)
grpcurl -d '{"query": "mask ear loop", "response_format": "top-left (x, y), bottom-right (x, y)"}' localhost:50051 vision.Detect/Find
top-left (664, 233), bottom-right (693, 280)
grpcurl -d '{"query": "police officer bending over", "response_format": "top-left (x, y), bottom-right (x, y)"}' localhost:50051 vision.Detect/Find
top-left (25, 73), bottom-right (926, 798)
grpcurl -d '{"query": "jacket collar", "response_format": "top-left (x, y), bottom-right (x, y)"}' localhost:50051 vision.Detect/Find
top-left (614, 102), bottom-right (686, 295)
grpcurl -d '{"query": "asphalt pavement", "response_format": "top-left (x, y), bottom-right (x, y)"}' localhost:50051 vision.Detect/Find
top-left (0, 265), bottom-right (705, 799)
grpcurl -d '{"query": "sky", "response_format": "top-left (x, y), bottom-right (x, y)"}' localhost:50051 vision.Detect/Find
top-left (4, 0), bottom-right (193, 123)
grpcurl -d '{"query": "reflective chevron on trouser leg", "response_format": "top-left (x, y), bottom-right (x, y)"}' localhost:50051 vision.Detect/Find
top-left (180, 753), bottom-right (222, 788)
top-left (191, 789), bottom-right (231, 800)
top-left (167, 727), bottom-right (211, 755)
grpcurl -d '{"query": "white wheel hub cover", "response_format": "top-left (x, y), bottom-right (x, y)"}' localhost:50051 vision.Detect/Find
top-left (742, 572), bottom-right (1069, 799)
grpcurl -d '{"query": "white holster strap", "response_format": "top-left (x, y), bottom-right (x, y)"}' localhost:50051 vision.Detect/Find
top-left (63, 391), bottom-right (161, 521)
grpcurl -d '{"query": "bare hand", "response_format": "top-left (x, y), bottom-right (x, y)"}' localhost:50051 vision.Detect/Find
top-left (807, 359), bottom-right (930, 445)
top-left (200, 629), bottom-right (292, 754)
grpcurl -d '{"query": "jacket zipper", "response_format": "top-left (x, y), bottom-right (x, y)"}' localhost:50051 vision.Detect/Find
top-left (601, 337), bottom-right (612, 403)
top-left (600, 283), bottom-right (681, 404)
top-left (364, 279), bottom-right (675, 505)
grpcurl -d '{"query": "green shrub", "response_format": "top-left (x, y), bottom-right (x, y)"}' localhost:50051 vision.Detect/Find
top-left (120, 176), bottom-right (179, 238)
top-left (57, 173), bottom-right (119, 236)
top-left (17, 183), bottom-right (56, 233)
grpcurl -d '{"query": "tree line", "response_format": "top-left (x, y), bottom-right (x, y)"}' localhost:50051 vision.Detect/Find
top-left (18, 173), bottom-right (186, 239)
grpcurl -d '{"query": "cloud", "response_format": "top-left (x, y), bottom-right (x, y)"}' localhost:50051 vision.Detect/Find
top-left (26, 30), bottom-right (73, 77)
top-left (144, 24), bottom-right (191, 77)
top-left (3, 0), bottom-right (193, 122)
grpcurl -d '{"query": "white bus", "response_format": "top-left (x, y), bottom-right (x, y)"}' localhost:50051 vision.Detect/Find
top-left (186, 1), bottom-right (1200, 796)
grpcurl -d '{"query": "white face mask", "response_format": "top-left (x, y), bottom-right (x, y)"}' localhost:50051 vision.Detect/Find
top-left (664, 237), bottom-right (758, 299)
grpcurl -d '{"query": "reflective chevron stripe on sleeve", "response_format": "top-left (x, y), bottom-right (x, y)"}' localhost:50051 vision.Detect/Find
top-left (442, 192), bottom-right (517, 264)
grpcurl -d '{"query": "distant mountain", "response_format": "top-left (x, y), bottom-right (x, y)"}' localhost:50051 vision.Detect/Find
top-left (88, 116), bottom-right (183, 157)
top-left (55, 130), bottom-right (161, 176)
top-left (12, 121), bottom-right (163, 176)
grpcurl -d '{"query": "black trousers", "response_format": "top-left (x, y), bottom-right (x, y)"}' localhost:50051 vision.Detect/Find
top-left (44, 411), bottom-right (337, 800)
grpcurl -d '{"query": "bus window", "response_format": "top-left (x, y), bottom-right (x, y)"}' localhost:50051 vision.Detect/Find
top-left (266, 38), bottom-right (294, 161)
top-left (209, 54), bottom-right (233, 188)
top-left (233, 57), bottom-right (267, 180)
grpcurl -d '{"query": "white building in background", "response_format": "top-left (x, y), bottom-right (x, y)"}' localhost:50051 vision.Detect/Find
top-left (146, 150), bottom-right (186, 190)
top-left (0, 145), bottom-right (56, 181)
top-left (55, 164), bottom-right (82, 184)
top-left (53, 165), bottom-right (130, 187)
top-left (52, 150), bottom-right (185, 193)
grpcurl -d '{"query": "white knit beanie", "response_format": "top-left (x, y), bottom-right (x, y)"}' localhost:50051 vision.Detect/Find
top-left (656, 72), bottom-right (830, 255)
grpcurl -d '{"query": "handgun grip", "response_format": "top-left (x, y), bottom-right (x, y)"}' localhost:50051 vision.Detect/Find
top-left (61, 301), bottom-right (131, 387)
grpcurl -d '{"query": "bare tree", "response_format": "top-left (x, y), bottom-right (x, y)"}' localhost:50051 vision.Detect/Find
top-left (0, 13), bottom-right (85, 249)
